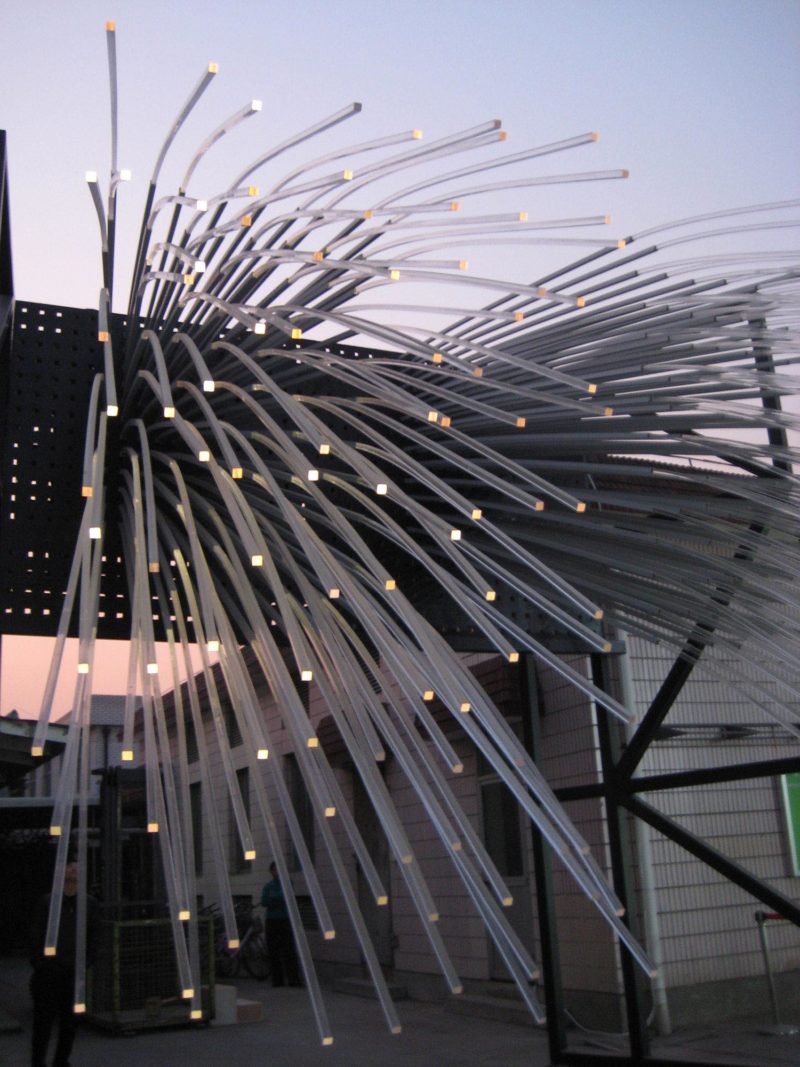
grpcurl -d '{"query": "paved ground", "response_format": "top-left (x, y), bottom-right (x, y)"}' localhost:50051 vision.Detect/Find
top-left (2, 956), bottom-right (800, 1066)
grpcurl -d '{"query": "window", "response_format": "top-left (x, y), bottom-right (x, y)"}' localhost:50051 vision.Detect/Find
top-left (190, 781), bottom-right (203, 875)
top-left (185, 718), bottom-right (198, 763)
top-left (284, 753), bottom-right (315, 869)
top-left (229, 767), bottom-right (251, 873)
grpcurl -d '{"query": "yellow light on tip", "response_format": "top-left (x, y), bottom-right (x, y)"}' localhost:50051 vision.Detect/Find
top-left (45, 946), bottom-right (58, 957)
top-left (183, 274), bottom-right (195, 286)
top-left (312, 251), bottom-right (324, 262)
top-left (385, 579), bottom-right (396, 590)
top-left (498, 131), bottom-right (508, 141)
top-left (319, 443), bottom-right (330, 455)
top-left (485, 590), bottom-right (496, 602)
top-left (291, 327), bottom-right (302, 339)
top-left (203, 380), bottom-right (215, 392)
top-left (471, 508), bottom-right (482, 520)
top-left (604, 215), bottom-right (611, 225)
top-left (148, 561), bottom-right (159, 574)
top-left (412, 128), bottom-right (423, 139)
top-left (432, 352), bottom-right (443, 364)
top-left (503, 896), bottom-right (513, 907)
top-left (423, 690), bottom-right (434, 702)
top-left (254, 322), bottom-right (266, 335)
top-left (440, 416), bottom-right (451, 428)
top-left (342, 169), bottom-right (353, 181)
top-left (307, 469), bottom-right (319, 482)
top-left (208, 62), bottom-right (219, 73)
top-left (450, 201), bottom-right (460, 211)
top-left (257, 748), bottom-right (269, 760)
top-left (508, 652), bottom-right (520, 664)
top-left (538, 286), bottom-right (548, 298)
top-left (427, 410), bottom-right (438, 422)
top-left (594, 608), bottom-right (604, 620)
top-left (179, 910), bottom-right (191, 921)
top-left (322, 1038), bottom-right (334, 1047)
top-left (516, 417), bottom-right (526, 429)
top-left (307, 737), bottom-right (319, 749)
top-left (251, 554), bottom-right (263, 566)
top-left (376, 483), bottom-right (388, 495)
top-left (147, 663), bottom-right (159, 675)
top-left (74, 1002), bottom-right (86, 1014)
top-left (576, 297), bottom-right (586, 308)
top-left (164, 406), bottom-right (175, 418)
top-left (591, 131), bottom-right (600, 141)
top-left (324, 929), bottom-right (336, 940)
top-left (121, 750), bottom-right (134, 762)
top-left (81, 486), bottom-right (93, 497)
top-left (604, 406), bottom-right (614, 416)
top-left (473, 367), bottom-right (483, 378)
top-left (363, 210), bottom-right (373, 219)
top-left (191, 1010), bottom-right (203, 1020)
top-left (248, 185), bottom-right (259, 196)
top-left (576, 502), bottom-right (587, 513)
top-left (105, 20), bottom-right (116, 30)
top-left (515, 312), bottom-right (524, 322)
top-left (31, 746), bottom-right (43, 757)
top-left (518, 211), bottom-right (528, 222)
top-left (251, 100), bottom-right (263, 112)
top-left (535, 501), bottom-right (545, 511)
top-left (228, 939), bottom-right (240, 950)
top-left (452, 762), bottom-right (464, 774)
top-left (199, 450), bottom-right (210, 462)
top-left (377, 895), bottom-right (388, 906)
top-left (49, 827), bottom-right (61, 838)
top-left (617, 239), bottom-right (627, 249)
top-left (244, 850), bottom-right (256, 861)
top-left (450, 529), bottom-right (461, 541)
top-left (77, 663), bottom-right (89, 674)
top-left (389, 269), bottom-right (400, 281)
top-left (89, 526), bottom-right (101, 539)
top-left (329, 588), bottom-right (340, 599)
top-left (182, 988), bottom-right (194, 999)
top-left (147, 822), bottom-right (159, 833)
top-left (207, 639), bottom-right (219, 653)
top-left (231, 467), bottom-right (243, 479)
top-left (241, 215), bottom-right (252, 227)
top-left (301, 669), bottom-right (313, 682)
top-left (98, 330), bottom-right (109, 343)
top-left (459, 702), bottom-right (471, 713)
top-left (458, 260), bottom-right (468, 271)
top-left (324, 806), bottom-right (336, 817)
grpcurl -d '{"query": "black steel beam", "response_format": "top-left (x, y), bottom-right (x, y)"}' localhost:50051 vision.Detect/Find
top-left (628, 755), bottom-right (800, 793)
top-left (621, 794), bottom-right (800, 926)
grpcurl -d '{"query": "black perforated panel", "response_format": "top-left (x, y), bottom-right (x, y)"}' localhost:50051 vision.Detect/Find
top-left (0, 301), bottom-right (129, 638)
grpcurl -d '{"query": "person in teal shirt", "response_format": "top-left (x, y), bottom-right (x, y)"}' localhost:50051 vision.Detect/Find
top-left (260, 862), bottom-right (301, 987)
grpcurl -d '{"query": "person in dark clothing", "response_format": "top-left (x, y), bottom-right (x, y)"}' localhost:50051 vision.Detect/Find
top-left (260, 862), bottom-right (301, 987)
top-left (29, 860), bottom-right (96, 1067)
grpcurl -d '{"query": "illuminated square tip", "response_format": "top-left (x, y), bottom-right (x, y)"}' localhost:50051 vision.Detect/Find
top-left (440, 416), bottom-right (451, 428)
top-left (319, 443), bottom-right (331, 455)
top-left (324, 929), bottom-right (336, 940)
top-left (324, 806), bottom-right (336, 817)
top-left (307, 469), bottom-right (319, 481)
top-left (377, 895), bottom-right (388, 906)
top-left (485, 590), bottom-right (496, 601)
top-left (515, 311), bottom-right (524, 321)
top-left (206, 639), bottom-right (220, 652)
top-left (240, 215), bottom-right (252, 227)
top-left (471, 508), bottom-right (482, 520)
top-left (149, 562), bottom-right (160, 573)
top-left (105, 21), bottom-right (116, 30)
top-left (576, 297), bottom-right (586, 308)
top-left (452, 762), bottom-right (464, 774)
top-left (49, 828), bottom-right (61, 839)
top-left (121, 750), bottom-right (134, 761)
top-left (432, 352), bottom-right (443, 364)
top-left (503, 896), bottom-right (513, 907)
top-left (312, 250), bottom-right (324, 262)
top-left (191, 1009), bottom-right (203, 1020)
top-left (198, 450), bottom-right (210, 462)
top-left (450, 529), bottom-right (461, 541)
top-left (576, 502), bottom-right (587, 513)
top-left (164, 406), bottom-right (175, 418)
top-left (342, 169), bottom-right (353, 181)
top-left (385, 579), bottom-right (396, 591)
top-left (74, 1002), bottom-right (86, 1014)
top-left (290, 327), bottom-right (302, 339)
top-left (81, 485), bottom-right (93, 497)
top-left (107, 404), bottom-right (118, 416)
top-left (508, 652), bottom-right (520, 664)
top-left (89, 526), bottom-right (102, 539)
top-left (203, 380), bottom-right (215, 392)
top-left (147, 663), bottom-right (159, 674)
top-left (257, 748), bottom-right (269, 760)
top-left (147, 822), bottom-right (159, 833)
top-left (248, 185), bottom-right (259, 196)
top-left (31, 746), bottom-right (43, 757)
top-left (244, 850), bottom-right (256, 861)
top-left (423, 690), bottom-right (434, 702)
top-left (120, 168), bottom-right (131, 181)
top-left (251, 99), bottom-right (262, 111)
top-left (322, 1038), bottom-right (334, 1047)
top-left (376, 483), bottom-right (388, 495)
top-left (208, 62), bottom-right (219, 73)
top-left (179, 910), bottom-right (191, 921)
top-left (473, 367), bottom-right (483, 379)
top-left (412, 128), bottom-right (423, 139)
top-left (328, 588), bottom-right (340, 599)
top-left (389, 269), bottom-right (400, 281)
top-left (86, 171), bottom-right (98, 183)
top-left (231, 467), bottom-right (243, 479)
top-left (77, 663), bottom-right (89, 674)
top-left (516, 417), bottom-right (526, 429)
top-left (459, 702), bottom-right (471, 713)
top-left (427, 411), bottom-right (438, 422)
top-left (182, 988), bottom-right (194, 999)
top-left (307, 737), bottom-right (319, 748)
top-left (458, 260), bottom-right (468, 271)
top-left (251, 554), bottom-right (263, 567)
top-left (254, 322), bottom-right (266, 335)
top-left (196, 199), bottom-right (208, 211)
top-left (97, 330), bottom-right (110, 342)
top-left (301, 669), bottom-right (313, 681)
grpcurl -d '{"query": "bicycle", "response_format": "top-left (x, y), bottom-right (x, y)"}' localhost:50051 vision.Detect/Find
top-left (214, 904), bottom-right (270, 980)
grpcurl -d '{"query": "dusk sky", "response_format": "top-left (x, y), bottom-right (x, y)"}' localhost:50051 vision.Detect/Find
top-left (1, 0), bottom-right (798, 718)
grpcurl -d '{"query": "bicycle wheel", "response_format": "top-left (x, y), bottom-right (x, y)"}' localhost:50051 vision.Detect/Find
top-left (216, 942), bottom-right (240, 979)
top-left (242, 932), bottom-right (270, 980)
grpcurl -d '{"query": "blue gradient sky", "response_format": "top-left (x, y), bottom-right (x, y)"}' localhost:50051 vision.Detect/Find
top-left (1, 0), bottom-right (798, 717)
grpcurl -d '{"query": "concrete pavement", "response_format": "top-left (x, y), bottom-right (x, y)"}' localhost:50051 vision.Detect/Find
top-left (2, 956), bottom-right (800, 1066)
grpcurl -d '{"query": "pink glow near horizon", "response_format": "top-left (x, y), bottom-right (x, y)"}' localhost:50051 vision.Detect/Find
top-left (0, 635), bottom-right (209, 722)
